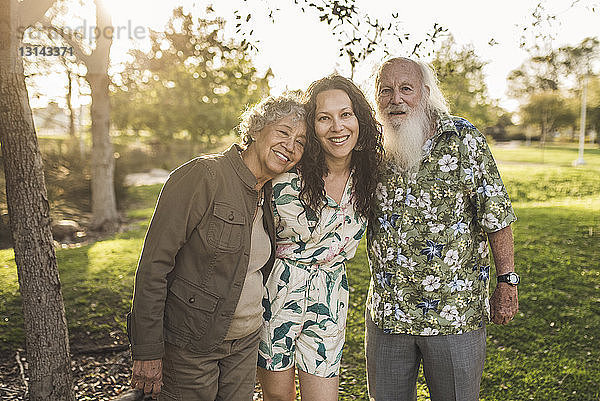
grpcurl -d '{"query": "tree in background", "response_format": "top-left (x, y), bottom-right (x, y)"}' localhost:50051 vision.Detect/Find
top-left (520, 92), bottom-right (576, 146)
top-left (50, 0), bottom-right (118, 231)
top-left (0, 0), bottom-right (74, 399)
top-left (431, 36), bottom-right (508, 133)
top-left (21, 26), bottom-right (84, 139)
top-left (508, 37), bottom-right (600, 143)
top-left (586, 77), bottom-right (600, 141)
top-left (111, 7), bottom-right (271, 148)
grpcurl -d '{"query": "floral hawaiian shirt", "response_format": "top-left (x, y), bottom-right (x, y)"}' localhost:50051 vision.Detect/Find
top-left (366, 114), bottom-right (516, 336)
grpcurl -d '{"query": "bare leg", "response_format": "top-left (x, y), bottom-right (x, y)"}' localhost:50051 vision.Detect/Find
top-left (298, 369), bottom-right (338, 401)
top-left (257, 366), bottom-right (296, 401)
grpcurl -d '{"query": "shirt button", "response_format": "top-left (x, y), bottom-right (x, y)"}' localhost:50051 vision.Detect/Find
top-left (189, 297), bottom-right (195, 303)
top-left (228, 212), bottom-right (234, 221)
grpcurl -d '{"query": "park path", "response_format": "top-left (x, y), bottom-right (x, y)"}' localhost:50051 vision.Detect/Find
top-left (123, 169), bottom-right (169, 187)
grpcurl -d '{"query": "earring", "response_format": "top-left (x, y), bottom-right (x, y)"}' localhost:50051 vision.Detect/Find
top-left (354, 143), bottom-right (364, 151)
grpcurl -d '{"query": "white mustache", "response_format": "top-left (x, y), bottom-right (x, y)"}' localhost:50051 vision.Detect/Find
top-left (385, 104), bottom-right (411, 114)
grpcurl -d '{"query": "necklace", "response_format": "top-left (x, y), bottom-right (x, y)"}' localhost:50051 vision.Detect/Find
top-left (257, 189), bottom-right (264, 207)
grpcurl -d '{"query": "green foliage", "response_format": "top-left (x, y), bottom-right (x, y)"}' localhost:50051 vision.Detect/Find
top-left (508, 37), bottom-right (599, 98)
top-left (508, 37), bottom-right (600, 142)
top-left (481, 202), bottom-right (600, 400)
top-left (111, 7), bottom-right (271, 143)
top-left (0, 138), bottom-right (127, 223)
top-left (490, 143), bottom-right (600, 167)
top-left (519, 92), bottom-right (577, 142)
top-left (0, 184), bottom-right (157, 353)
top-left (431, 36), bottom-right (507, 131)
top-left (585, 76), bottom-right (600, 136)
top-left (501, 166), bottom-right (600, 203)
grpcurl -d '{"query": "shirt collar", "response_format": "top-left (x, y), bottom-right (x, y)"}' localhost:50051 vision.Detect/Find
top-left (223, 144), bottom-right (258, 189)
top-left (433, 112), bottom-right (459, 139)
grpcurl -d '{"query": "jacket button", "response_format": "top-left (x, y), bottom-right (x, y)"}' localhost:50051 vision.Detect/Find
top-left (189, 297), bottom-right (195, 303)
top-left (228, 212), bottom-right (234, 221)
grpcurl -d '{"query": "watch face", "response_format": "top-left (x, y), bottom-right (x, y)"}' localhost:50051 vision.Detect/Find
top-left (498, 272), bottom-right (520, 285)
top-left (507, 273), bottom-right (520, 284)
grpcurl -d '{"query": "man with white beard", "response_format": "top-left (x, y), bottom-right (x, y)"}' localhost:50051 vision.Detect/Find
top-left (365, 57), bottom-right (519, 401)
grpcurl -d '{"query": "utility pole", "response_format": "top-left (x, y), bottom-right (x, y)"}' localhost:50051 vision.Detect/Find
top-left (573, 75), bottom-right (588, 166)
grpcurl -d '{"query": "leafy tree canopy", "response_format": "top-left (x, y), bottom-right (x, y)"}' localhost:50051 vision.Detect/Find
top-left (508, 37), bottom-right (600, 98)
top-left (111, 7), bottom-right (271, 143)
top-left (430, 36), bottom-right (508, 131)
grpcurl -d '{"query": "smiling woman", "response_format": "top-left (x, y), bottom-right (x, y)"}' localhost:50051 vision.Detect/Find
top-left (241, 114), bottom-right (307, 186)
top-left (127, 93), bottom-right (306, 401)
top-left (257, 75), bottom-right (384, 401)
top-left (314, 89), bottom-right (359, 178)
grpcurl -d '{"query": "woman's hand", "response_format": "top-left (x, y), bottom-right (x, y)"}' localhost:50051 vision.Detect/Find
top-left (131, 359), bottom-right (163, 399)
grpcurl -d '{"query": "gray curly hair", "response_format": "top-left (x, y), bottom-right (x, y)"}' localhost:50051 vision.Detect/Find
top-left (238, 91), bottom-right (306, 146)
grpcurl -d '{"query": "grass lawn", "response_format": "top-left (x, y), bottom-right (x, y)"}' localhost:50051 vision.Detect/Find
top-left (1, 142), bottom-right (599, 400)
top-left (0, 185), bottom-right (160, 353)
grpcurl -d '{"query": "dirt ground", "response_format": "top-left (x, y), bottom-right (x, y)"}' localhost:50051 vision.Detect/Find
top-left (0, 348), bottom-right (266, 400)
top-left (0, 349), bottom-right (133, 400)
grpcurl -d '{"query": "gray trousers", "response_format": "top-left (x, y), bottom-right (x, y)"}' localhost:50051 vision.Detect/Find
top-left (365, 312), bottom-right (486, 401)
top-left (159, 328), bottom-right (261, 401)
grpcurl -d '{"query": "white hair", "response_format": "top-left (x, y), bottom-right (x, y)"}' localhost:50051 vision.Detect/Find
top-left (375, 57), bottom-right (450, 117)
top-left (381, 92), bottom-right (430, 172)
top-left (375, 57), bottom-right (450, 172)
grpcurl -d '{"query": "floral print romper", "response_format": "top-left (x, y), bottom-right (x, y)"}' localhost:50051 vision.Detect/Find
top-left (258, 169), bottom-right (366, 377)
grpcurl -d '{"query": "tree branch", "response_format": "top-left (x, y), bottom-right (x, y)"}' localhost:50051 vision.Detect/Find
top-left (39, 20), bottom-right (91, 64)
top-left (17, 0), bottom-right (55, 27)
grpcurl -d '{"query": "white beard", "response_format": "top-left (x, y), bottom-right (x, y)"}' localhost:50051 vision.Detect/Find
top-left (380, 100), bottom-right (430, 172)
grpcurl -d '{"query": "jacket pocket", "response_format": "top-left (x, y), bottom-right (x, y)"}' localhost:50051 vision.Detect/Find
top-left (164, 277), bottom-right (220, 337)
top-left (207, 202), bottom-right (245, 252)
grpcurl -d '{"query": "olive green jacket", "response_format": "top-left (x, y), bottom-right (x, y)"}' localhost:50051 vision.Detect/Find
top-left (127, 145), bottom-right (276, 360)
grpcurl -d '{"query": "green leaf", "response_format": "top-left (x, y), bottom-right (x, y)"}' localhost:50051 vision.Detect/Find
top-left (317, 342), bottom-right (327, 359)
top-left (272, 321), bottom-right (296, 343)
top-left (275, 194), bottom-right (297, 205)
top-left (301, 329), bottom-right (321, 338)
top-left (273, 182), bottom-right (289, 199)
top-left (259, 340), bottom-right (271, 356)
top-left (280, 264), bottom-right (290, 284)
top-left (341, 274), bottom-right (348, 291)
top-left (307, 302), bottom-right (331, 316)
top-left (291, 176), bottom-right (301, 191)
top-left (283, 300), bottom-right (302, 314)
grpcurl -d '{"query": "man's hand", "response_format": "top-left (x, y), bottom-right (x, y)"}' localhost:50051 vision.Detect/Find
top-left (131, 359), bottom-right (163, 399)
top-left (490, 283), bottom-right (518, 325)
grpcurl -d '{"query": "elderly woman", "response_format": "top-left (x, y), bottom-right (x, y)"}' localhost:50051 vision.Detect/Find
top-left (127, 93), bottom-right (307, 401)
top-left (257, 75), bottom-right (384, 400)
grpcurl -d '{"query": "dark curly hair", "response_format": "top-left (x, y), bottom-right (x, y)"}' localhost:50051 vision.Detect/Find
top-left (299, 74), bottom-right (384, 221)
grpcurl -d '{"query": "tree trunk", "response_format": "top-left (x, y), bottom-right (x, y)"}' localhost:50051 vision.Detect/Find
top-left (66, 70), bottom-right (76, 138)
top-left (86, 0), bottom-right (119, 232)
top-left (87, 71), bottom-right (119, 231)
top-left (0, 2), bottom-right (74, 399)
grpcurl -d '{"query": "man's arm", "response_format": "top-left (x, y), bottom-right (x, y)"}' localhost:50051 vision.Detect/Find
top-left (488, 225), bottom-right (518, 325)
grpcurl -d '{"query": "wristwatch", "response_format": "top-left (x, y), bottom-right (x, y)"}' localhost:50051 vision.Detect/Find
top-left (497, 272), bottom-right (520, 286)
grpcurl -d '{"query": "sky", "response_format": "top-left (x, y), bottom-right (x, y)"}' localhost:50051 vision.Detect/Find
top-left (64, 0), bottom-right (600, 111)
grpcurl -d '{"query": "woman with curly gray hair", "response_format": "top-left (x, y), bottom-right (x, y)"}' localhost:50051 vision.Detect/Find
top-left (128, 93), bottom-right (306, 401)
